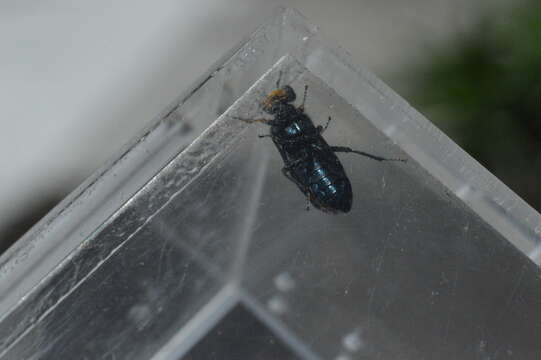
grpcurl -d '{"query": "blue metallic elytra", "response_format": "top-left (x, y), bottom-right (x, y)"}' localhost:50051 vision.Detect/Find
top-left (235, 77), bottom-right (405, 213)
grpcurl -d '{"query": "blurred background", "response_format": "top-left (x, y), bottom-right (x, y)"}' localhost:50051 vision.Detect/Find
top-left (0, 0), bottom-right (538, 254)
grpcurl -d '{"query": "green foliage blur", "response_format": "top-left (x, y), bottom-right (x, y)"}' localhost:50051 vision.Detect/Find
top-left (403, 1), bottom-right (541, 212)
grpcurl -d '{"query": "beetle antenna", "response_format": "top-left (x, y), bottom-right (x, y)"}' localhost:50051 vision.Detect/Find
top-left (299, 84), bottom-right (308, 111)
top-left (276, 70), bottom-right (283, 88)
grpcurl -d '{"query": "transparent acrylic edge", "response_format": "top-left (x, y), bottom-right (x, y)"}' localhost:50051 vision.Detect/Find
top-left (0, 8), bottom-right (288, 318)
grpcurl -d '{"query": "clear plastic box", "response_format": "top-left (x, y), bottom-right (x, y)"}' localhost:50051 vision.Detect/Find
top-left (1, 7), bottom-right (541, 360)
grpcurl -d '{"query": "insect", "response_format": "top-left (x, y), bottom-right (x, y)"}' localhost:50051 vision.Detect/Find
top-left (234, 75), bottom-right (405, 213)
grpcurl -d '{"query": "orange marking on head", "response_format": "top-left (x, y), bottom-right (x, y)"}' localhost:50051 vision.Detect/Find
top-left (262, 89), bottom-right (286, 108)
top-left (269, 89), bottom-right (286, 98)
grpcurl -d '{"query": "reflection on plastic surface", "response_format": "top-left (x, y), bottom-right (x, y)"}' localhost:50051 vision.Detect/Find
top-left (183, 305), bottom-right (300, 360)
top-left (1, 7), bottom-right (541, 360)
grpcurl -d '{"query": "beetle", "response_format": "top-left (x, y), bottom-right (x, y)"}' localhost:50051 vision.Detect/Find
top-left (234, 76), bottom-right (405, 213)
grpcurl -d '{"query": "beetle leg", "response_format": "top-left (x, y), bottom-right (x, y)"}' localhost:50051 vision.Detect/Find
top-left (232, 116), bottom-right (276, 126)
top-left (276, 70), bottom-right (283, 88)
top-left (281, 156), bottom-right (309, 186)
top-left (299, 84), bottom-right (308, 112)
top-left (330, 146), bottom-right (406, 162)
top-left (258, 134), bottom-right (272, 139)
top-left (281, 166), bottom-right (312, 210)
top-left (317, 116), bottom-right (332, 134)
top-left (283, 154), bottom-right (308, 169)
top-left (282, 146), bottom-right (309, 170)
top-left (281, 166), bottom-right (304, 189)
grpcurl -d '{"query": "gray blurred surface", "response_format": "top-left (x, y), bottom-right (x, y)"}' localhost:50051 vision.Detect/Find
top-left (0, 0), bottom-right (509, 246)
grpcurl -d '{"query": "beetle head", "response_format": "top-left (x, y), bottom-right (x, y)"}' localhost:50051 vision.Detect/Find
top-left (261, 85), bottom-right (296, 114)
